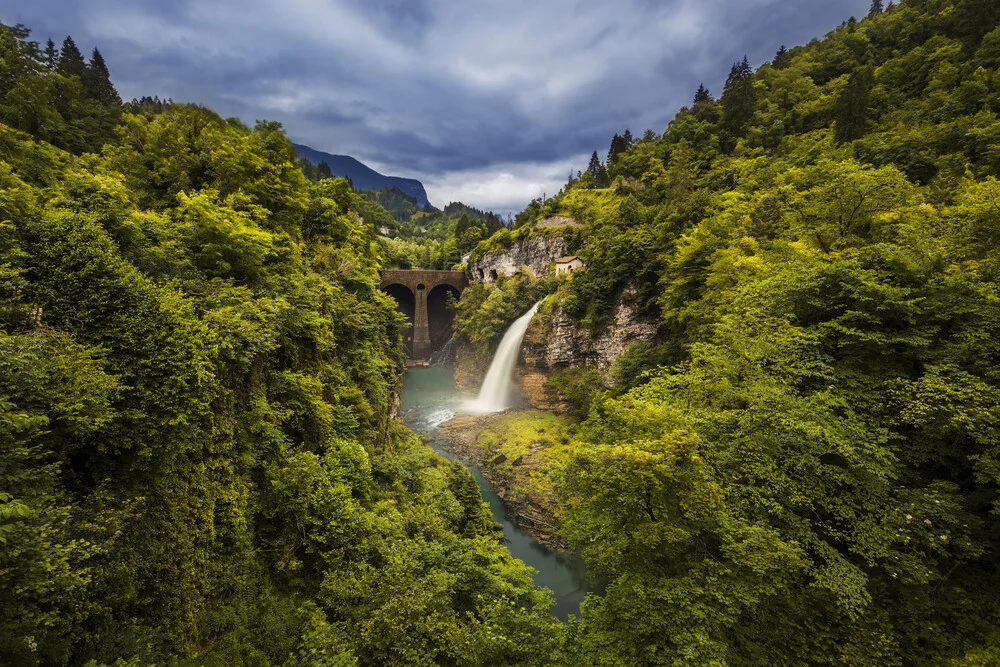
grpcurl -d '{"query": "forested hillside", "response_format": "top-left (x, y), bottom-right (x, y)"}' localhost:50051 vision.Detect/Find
top-left (293, 144), bottom-right (432, 209)
top-left (0, 23), bottom-right (556, 666)
top-left (6, 0), bottom-right (1000, 664)
top-left (376, 197), bottom-right (507, 270)
top-left (458, 0), bottom-right (1000, 664)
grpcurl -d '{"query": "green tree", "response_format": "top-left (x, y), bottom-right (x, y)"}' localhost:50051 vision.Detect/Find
top-left (832, 65), bottom-right (875, 144)
top-left (56, 35), bottom-right (85, 79)
top-left (83, 48), bottom-right (121, 106)
top-left (586, 150), bottom-right (609, 186)
top-left (43, 38), bottom-right (57, 69)
top-left (773, 45), bottom-right (791, 69)
top-left (720, 55), bottom-right (756, 148)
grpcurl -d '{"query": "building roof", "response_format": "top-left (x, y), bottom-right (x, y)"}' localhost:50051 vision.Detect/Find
top-left (555, 256), bottom-right (581, 263)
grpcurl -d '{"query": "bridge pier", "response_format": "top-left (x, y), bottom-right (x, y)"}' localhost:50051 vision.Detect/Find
top-left (380, 270), bottom-right (467, 361)
top-left (413, 284), bottom-right (431, 360)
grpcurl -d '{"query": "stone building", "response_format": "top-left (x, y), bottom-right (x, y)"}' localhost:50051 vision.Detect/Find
top-left (554, 256), bottom-right (585, 276)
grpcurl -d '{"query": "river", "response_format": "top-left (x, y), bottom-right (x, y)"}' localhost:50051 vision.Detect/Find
top-left (400, 365), bottom-right (589, 620)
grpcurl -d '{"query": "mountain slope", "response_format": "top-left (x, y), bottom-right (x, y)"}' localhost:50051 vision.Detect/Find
top-left (293, 143), bottom-right (432, 208)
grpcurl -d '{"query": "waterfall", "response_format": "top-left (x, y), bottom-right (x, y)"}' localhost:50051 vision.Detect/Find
top-left (463, 301), bottom-right (542, 415)
top-left (429, 335), bottom-right (456, 366)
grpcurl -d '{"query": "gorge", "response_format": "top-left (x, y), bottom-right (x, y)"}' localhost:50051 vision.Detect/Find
top-left (5, 2), bottom-right (1000, 664)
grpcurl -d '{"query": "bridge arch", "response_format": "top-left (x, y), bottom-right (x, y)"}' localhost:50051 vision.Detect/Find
top-left (382, 283), bottom-right (416, 357)
top-left (427, 283), bottom-right (460, 351)
top-left (380, 270), bottom-right (467, 360)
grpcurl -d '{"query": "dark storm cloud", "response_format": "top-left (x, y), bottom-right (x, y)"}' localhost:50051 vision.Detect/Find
top-left (0, 0), bottom-right (871, 210)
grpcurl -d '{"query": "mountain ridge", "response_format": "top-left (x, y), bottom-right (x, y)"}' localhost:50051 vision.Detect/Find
top-left (293, 143), bottom-right (432, 208)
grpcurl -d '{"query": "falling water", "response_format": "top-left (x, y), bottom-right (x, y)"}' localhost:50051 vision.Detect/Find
top-left (428, 335), bottom-right (456, 366)
top-left (464, 301), bottom-right (542, 415)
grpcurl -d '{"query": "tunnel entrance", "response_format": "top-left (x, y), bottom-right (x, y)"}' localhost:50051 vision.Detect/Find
top-left (427, 284), bottom-right (460, 352)
top-left (383, 283), bottom-right (415, 357)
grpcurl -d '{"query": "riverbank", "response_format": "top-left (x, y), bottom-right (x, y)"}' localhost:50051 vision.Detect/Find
top-left (400, 366), bottom-right (588, 619)
top-left (438, 409), bottom-right (578, 551)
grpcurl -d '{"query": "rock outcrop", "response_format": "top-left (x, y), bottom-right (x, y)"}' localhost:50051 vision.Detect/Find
top-left (516, 293), bottom-right (659, 408)
top-left (468, 232), bottom-right (570, 283)
top-left (454, 339), bottom-right (486, 393)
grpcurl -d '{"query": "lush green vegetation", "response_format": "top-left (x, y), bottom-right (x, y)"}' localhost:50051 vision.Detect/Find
top-left (452, 273), bottom-right (558, 362)
top-left (380, 204), bottom-right (506, 270)
top-left (8, 0), bottom-right (1000, 663)
top-left (460, 1), bottom-right (1000, 664)
top-left (475, 411), bottom-right (578, 509)
top-left (348, 187), bottom-right (508, 270)
top-left (0, 23), bottom-right (558, 666)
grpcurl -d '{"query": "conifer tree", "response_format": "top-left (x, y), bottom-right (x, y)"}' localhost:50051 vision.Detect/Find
top-left (587, 150), bottom-right (602, 175)
top-left (773, 45), bottom-right (791, 69)
top-left (607, 133), bottom-right (622, 167)
top-left (83, 48), bottom-right (121, 106)
top-left (720, 56), bottom-right (756, 144)
top-left (607, 130), bottom-right (636, 169)
top-left (56, 35), bottom-right (86, 79)
top-left (833, 65), bottom-right (875, 143)
top-left (318, 160), bottom-right (332, 178)
top-left (587, 150), bottom-right (609, 186)
top-left (43, 38), bottom-right (58, 70)
top-left (869, 0), bottom-right (884, 17)
top-left (693, 84), bottom-right (713, 104)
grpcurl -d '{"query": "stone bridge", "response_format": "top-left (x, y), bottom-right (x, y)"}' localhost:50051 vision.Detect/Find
top-left (380, 270), bottom-right (467, 360)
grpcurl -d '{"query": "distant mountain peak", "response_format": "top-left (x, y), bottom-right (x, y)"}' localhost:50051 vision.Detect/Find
top-left (293, 143), bottom-right (432, 208)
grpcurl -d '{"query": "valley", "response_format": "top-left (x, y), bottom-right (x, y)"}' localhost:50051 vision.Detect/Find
top-left (4, 1), bottom-right (1000, 664)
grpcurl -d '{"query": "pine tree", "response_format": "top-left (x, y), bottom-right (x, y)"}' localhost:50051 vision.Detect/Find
top-left (607, 130), bottom-right (636, 169)
top-left (43, 38), bottom-right (58, 70)
top-left (693, 84), bottom-right (713, 104)
top-left (318, 160), bottom-right (332, 178)
top-left (608, 134), bottom-right (624, 168)
top-left (868, 0), bottom-right (884, 17)
top-left (832, 65), bottom-right (875, 144)
top-left (773, 45), bottom-right (791, 69)
top-left (587, 150), bottom-right (603, 175)
top-left (587, 150), bottom-right (609, 186)
top-left (56, 35), bottom-right (86, 79)
top-left (607, 134), bottom-right (621, 167)
top-left (720, 56), bottom-right (756, 145)
top-left (83, 48), bottom-right (121, 106)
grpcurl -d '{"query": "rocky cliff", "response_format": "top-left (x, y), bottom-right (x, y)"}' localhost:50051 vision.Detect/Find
top-left (467, 231), bottom-right (571, 283)
top-left (516, 293), bottom-right (659, 408)
top-left (454, 339), bottom-right (484, 393)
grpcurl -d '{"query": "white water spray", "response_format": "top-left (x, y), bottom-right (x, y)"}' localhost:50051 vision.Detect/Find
top-left (463, 301), bottom-right (542, 415)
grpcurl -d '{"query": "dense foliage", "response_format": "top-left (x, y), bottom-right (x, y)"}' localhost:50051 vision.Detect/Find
top-left (485, 0), bottom-right (1000, 664)
top-left (452, 273), bottom-right (558, 362)
top-left (8, 0), bottom-right (1000, 663)
top-left (0, 23), bottom-right (558, 666)
top-left (372, 194), bottom-right (508, 270)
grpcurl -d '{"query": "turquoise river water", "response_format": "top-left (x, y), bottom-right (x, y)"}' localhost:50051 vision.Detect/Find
top-left (400, 365), bottom-right (589, 620)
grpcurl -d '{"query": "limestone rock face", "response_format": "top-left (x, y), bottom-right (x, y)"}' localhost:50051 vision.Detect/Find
top-left (468, 233), bottom-right (569, 283)
top-left (457, 228), bottom-right (656, 412)
top-left (516, 295), bottom-right (659, 408)
top-left (454, 339), bottom-right (486, 393)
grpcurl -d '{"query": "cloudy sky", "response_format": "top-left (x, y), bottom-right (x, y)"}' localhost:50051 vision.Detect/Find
top-left (3, 0), bottom-right (869, 212)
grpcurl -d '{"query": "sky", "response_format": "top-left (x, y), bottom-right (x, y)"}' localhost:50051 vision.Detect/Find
top-left (3, 0), bottom-right (870, 213)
